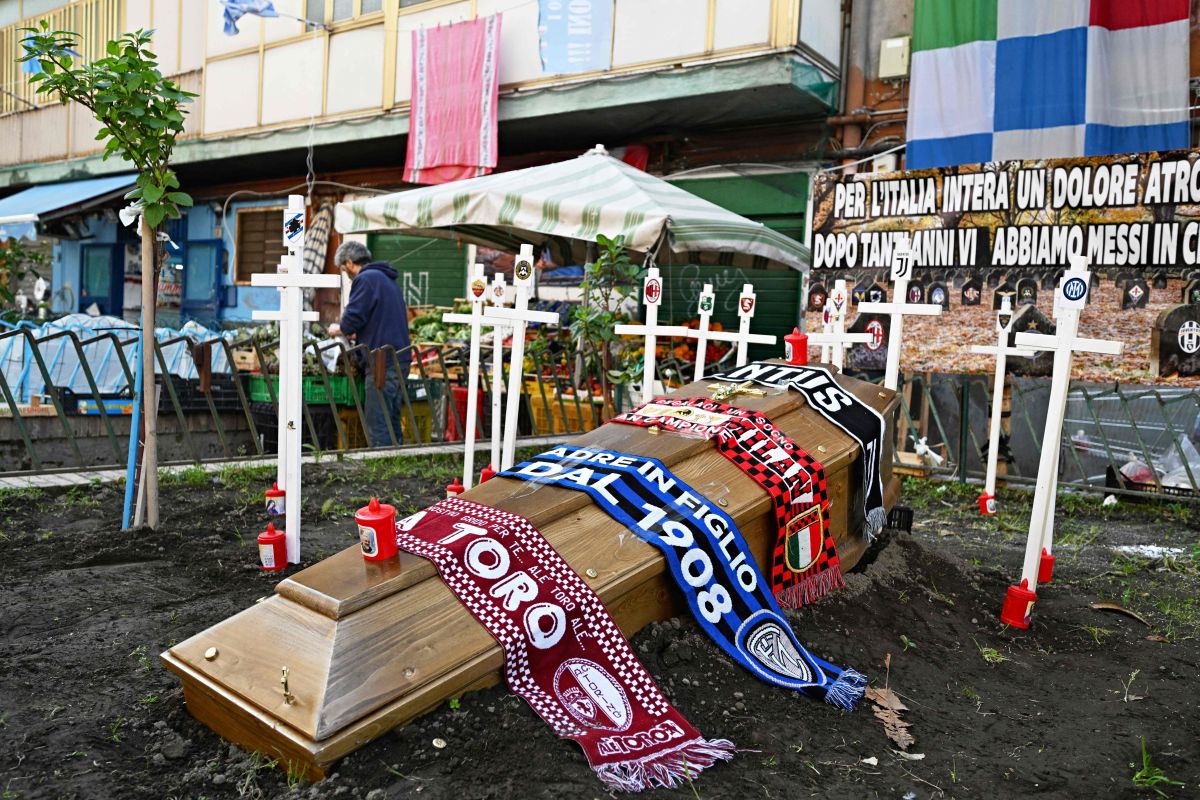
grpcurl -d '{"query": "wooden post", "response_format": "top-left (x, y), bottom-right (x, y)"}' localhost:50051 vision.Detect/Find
top-left (139, 216), bottom-right (158, 529)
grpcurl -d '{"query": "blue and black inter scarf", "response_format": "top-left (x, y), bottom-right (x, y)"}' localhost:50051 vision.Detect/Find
top-left (501, 446), bottom-right (866, 710)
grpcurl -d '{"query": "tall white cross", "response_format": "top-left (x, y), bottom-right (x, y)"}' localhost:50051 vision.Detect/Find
top-left (858, 235), bottom-right (944, 391)
top-left (806, 279), bottom-right (870, 370)
top-left (484, 244), bottom-right (558, 470)
top-left (1002, 259), bottom-right (1123, 627)
top-left (969, 295), bottom-right (1038, 514)
top-left (442, 263), bottom-right (510, 489)
top-left (614, 267), bottom-right (691, 405)
top-left (691, 283), bottom-right (718, 381)
top-left (251, 195), bottom-right (341, 564)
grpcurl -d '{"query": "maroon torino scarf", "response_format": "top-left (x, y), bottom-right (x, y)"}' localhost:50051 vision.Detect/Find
top-left (612, 397), bottom-right (843, 608)
top-left (394, 497), bottom-right (735, 792)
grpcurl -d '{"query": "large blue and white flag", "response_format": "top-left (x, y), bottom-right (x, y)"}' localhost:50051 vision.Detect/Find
top-left (221, 0), bottom-right (278, 36)
top-left (537, 0), bottom-right (612, 74)
top-left (907, 0), bottom-right (1190, 169)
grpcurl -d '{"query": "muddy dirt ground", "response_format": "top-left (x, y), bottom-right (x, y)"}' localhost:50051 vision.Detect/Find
top-left (1, 454), bottom-right (1198, 800)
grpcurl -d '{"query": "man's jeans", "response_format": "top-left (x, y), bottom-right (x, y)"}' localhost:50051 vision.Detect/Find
top-left (364, 364), bottom-right (405, 447)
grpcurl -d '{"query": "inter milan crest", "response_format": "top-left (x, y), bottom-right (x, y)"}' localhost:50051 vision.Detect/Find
top-left (515, 258), bottom-right (533, 282)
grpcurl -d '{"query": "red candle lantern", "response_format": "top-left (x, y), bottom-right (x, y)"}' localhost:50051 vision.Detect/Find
top-left (356, 497), bottom-right (398, 562)
top-left (784, 327), bottom-right (808, 365)
top-left (257, 522), bottom-right (287, 572)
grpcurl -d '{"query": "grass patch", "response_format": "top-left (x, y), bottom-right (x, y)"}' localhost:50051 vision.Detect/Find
top-left (1131, 737), bottom-right (1184, 797)
top-left (159, 465), bottom-right (210, 487)
top-left (972, 637), bottom-right (1009, 665)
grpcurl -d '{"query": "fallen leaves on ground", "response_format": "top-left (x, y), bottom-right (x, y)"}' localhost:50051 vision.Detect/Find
top-left (865, 686), bottom-right (915, 751)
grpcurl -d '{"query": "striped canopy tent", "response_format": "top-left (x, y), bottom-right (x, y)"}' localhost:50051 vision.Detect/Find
top-left (334, 147), bottom-right (809, 272)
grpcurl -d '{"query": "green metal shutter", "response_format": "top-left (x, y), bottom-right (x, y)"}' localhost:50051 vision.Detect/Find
top-left (365, 234), bottom-right (467, 307)
top-left (661, 172), bottom-right (809, 360)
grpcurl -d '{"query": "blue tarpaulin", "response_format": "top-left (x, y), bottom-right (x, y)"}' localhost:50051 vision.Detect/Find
top-left (0, 174), bottom-right (135, 241)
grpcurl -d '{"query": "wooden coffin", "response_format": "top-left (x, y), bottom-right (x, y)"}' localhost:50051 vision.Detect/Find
top-left (162, 366), bottom-right (900, 779)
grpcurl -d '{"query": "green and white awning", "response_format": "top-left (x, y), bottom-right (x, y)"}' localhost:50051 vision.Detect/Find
top-left (334, 148), bottom-right (809, 272)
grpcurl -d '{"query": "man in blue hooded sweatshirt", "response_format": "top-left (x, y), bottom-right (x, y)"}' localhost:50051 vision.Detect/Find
top-left (329, 241), bottom-right (411, 446)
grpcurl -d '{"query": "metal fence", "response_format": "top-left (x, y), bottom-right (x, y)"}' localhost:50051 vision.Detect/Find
top-left (888, 370), bottom-right (1200, 502)
top-left (0, 321), bottom-right (703, 475)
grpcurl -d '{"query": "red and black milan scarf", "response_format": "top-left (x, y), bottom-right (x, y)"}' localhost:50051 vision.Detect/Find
top-left (394, 497), bottom-right (735, 792)
top-left (611, 397), bottom-right (843, 608)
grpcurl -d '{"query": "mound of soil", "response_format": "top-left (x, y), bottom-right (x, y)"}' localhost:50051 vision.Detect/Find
top-left (1, 461), bottom-right (1197, 799)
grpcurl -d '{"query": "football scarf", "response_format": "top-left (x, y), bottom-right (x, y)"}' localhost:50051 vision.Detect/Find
top-left (710, 362), bottom-right (889, 539)
top-left (394, 497), bottom-right (735, 792)
top-left (501, 448), bottom-right (867, 710)
top-left (610, 397), bottom-right (843, 609)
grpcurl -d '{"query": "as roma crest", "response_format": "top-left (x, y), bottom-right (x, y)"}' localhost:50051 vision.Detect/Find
top-left (470, 279), bottom-right (486, 299)
top-left (785, 506), bottom-right (825, 573)
top-left (739, 295), bottom-right (755, 315)
top-left (515, 259), bottom-right (533, 282)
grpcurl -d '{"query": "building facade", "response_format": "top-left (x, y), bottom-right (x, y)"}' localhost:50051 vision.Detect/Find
top-left (0, 0), bottom-right (847, 330)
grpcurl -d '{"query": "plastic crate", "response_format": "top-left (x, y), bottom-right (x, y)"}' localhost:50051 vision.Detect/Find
top-left (246, 374), bottom-right (363, 406)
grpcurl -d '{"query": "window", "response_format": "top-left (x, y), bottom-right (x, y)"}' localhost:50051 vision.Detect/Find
top-left (305, 0), bottom-right (385, 26)
top-left (235, 208), bottom-right (289, 284)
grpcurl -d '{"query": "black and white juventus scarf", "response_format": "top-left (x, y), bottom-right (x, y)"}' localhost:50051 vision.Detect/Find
top-left (710, 362), bottom-right (888, 539)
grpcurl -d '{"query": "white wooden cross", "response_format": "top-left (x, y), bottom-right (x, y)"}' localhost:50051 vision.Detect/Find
top-left (969, 295), bottom-right (1038, 514)
top-left (806, 279), bottom-right (871, 370)
top-left (484, 244), bottom-right (558, 471)
top-left (690, 283), bottom-right (718, 381)
top-left (858, 235), bottom-right (944, 391)
top-left (1004, 258), bottom-right (1123, 624)
top-left (442, 263), bottom-right (510, 489)
top-left (251, 195), bottom-right (341, 564)
top-left (613, 267), bottom-right (691, 405)
top-left (699, 283), bottom-right (777, 371)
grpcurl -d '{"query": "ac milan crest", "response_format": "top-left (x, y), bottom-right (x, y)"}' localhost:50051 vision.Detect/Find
top-left (866, 319), bottom-right (885, 351)
top-left (644, 277), bottom-right (662, 305)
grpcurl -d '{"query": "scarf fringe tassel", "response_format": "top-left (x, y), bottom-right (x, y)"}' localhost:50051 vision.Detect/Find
top-left (865, 507), bottom-right (888, 541)
top-left (823, 668), bottom-right (868, 712)
top-left (775, 566), bottom-right (846, 610)
top-left (594, 738), bottom-right (737, 793)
